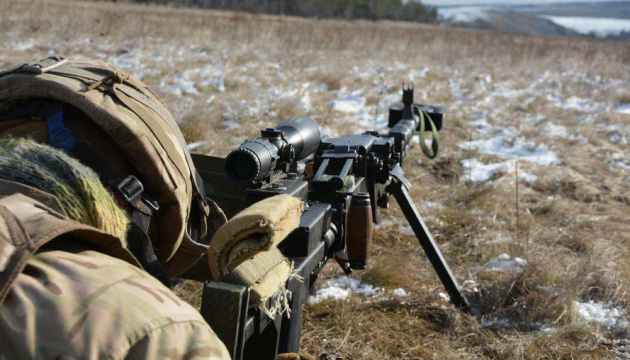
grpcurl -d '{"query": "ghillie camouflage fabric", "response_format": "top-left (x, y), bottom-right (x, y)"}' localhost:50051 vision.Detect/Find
top-left (0, 139), bottom-right (230, 359)
top-left (0, 138), bottom-right (129, 240)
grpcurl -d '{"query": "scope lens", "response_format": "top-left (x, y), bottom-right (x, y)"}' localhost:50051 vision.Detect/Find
top-left (225, 151), bottom-right (258, 183)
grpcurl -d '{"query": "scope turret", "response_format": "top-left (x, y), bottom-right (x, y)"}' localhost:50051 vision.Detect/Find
top-left (225, 116), bottom-right (321, 184)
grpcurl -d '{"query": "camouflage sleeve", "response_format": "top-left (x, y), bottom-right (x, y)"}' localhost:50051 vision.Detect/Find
top-left (125, 320), bottom-right (229, 360)
top-left (0, 245), bottom-right (230, 360)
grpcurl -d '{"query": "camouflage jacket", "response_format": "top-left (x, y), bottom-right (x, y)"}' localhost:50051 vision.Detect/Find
top-left (0, 181), bottom-right (230, 360)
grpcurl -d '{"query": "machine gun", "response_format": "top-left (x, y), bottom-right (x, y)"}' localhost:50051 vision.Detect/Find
top-left (183, 84), bottom-right (473, 360)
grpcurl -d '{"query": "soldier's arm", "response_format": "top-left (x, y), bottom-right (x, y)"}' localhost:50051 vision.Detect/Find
top-left (0, 246), bottom-right (230, 360)
top-left (125, 320), bottom-right (230, 360)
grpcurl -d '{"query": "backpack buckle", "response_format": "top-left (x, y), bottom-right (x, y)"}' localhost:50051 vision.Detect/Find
top-left (141, 194), bottom-right (160, 212)
top-left (21, 56), bottom-right (68, 75)
top-left (117, 175), bottom-right (144, 203)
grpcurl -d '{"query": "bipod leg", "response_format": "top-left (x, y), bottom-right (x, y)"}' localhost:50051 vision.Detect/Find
top-left (390, 180), bottom-right (472, 314)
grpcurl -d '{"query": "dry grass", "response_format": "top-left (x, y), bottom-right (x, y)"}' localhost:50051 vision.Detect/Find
top-left (2, 1), bottom-right (630, 358)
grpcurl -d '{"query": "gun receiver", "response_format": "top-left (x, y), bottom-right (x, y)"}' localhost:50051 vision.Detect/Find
top-left (186, 84), bottom-right (473, 360)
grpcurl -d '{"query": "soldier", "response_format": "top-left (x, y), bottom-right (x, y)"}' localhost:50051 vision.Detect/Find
top-left (0, 57), bottom-right (317, 360)
top-left (0, 57), bottom-right (235, 359)
top-left (0, 137), bottom-right (231, 359)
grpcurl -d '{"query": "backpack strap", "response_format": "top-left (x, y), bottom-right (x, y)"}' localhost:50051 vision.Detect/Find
top-left (71, 141), bottom-right (171, 288)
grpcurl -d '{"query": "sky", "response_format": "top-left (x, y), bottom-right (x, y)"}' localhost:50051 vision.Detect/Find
top-left (423, 0), bottom-right (630, 5)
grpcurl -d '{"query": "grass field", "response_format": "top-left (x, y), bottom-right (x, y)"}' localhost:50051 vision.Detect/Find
top-left (2, 1), bottom-right (630, 358)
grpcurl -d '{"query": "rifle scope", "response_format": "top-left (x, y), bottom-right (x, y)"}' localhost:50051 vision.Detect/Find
top-left (225, 116), bottom-right (321, 183)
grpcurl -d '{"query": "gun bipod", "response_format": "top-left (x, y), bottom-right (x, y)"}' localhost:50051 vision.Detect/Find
top-left (387, 174), bottom-right (477, 316)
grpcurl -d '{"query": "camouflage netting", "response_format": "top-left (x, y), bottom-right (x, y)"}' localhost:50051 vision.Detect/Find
top-left (0, 138), bottom-right (129, 240)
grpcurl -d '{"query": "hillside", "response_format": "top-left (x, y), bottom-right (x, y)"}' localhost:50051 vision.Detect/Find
top-left (2, 0), bottom-right (630, 358)
top-left (439, 2), bottom-right (630, 41)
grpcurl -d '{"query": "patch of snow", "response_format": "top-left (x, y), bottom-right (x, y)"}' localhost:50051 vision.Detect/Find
top-left (381, 288), bottom-right (411, 303)
top-left (308, 277), bottom-right (412, 304)
top-left (616, 103), bottom-right (630, 115)
top-left (540, 327), bottom-right (557, 333)
top-left (300, 91), bottom-right (312, 111)
top-left (408, 67), bottom-right (429, 81)
top-left (612, 161), bottom-right (630, 170)
top-left (422, 201), bottom-right (443, 210)
top-left (483, 317), bottom-right (513, 328)
top-left (13, 40), bottom-right (35, 51)
top-left (308, 277), bottom-right (380, 304)
top-left (484, 253), bottom-right (529, 273)
top-left (520, 172), bottom-right (538, 183)
top-left (186, 140), bottom-right (213, 151)
top-left (608, 131), bottom-right (626, 144)
top-left (573, 301), bottom-right (628, 329)
top-left (461, 158), bottom-right (506, 183)
top-left (211, 75), bottom-right (225, 92)
top-left (543, 16), bottom-right (630, 38)
top-left (462, 128), bottom-right (559, 166)
top-left (333, 92), bottom-right (366, 113)
top-left (373, 219), bottom-right (393, 229)
top-left (399, 225), bottom-right (415, 235)
top-left (489, 86), bottom-right (526, 99)
top-left (462, 279), bottom-right (479, 293)
top-left (164, 78), bottom-right (198, 96)
top-left (468, 112), bottom-right (493, 132)
top-left (440, 6), bottom-right (492, 23)
top-left (222, 119), bottom-right (239, 129)
top-left (545, 122), bottom-right (569, 138)
top-left (558, 96), bottom-right (607, 114)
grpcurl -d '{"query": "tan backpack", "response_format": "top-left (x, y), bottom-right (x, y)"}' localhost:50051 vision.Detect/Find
top-left (0, 56), bottom-right (217, 278)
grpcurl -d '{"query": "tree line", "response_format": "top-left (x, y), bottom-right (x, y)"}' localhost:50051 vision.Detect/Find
top-left (133, 0), bottom-right (438, 23)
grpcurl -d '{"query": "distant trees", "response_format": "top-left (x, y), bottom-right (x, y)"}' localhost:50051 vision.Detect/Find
top-left (134, 0), bottom-right (438, 23)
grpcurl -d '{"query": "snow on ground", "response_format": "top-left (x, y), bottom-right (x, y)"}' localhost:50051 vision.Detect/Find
top-left (543, 16), bottom-right (630, 38)
top-left (333, 92), bottom-right (366, 113)
top-left (308, 276), bottom-right (410, 304)
top-left (449, 69), bottom-right (626, 184)
top-left (462, 128), bottom-right (559, 166)
top-left (461, 158), bottom-right (540, 184)
top-left (461, 158), bottom-right (507, 183)
top-left (573, 301), bottom-right (628, 329)
top-left (308, 277), bottom-right (381, 304)
top-left (484, 253), bottom-right (529, 273)
top-left (186, 140), bottom-right (214, 151)
top-left (439, 7), bottom-right (492, 23)
top-left (554, 96), bottom-right (608, 114)
top-left (617, 103), bottom-right (630, 115)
